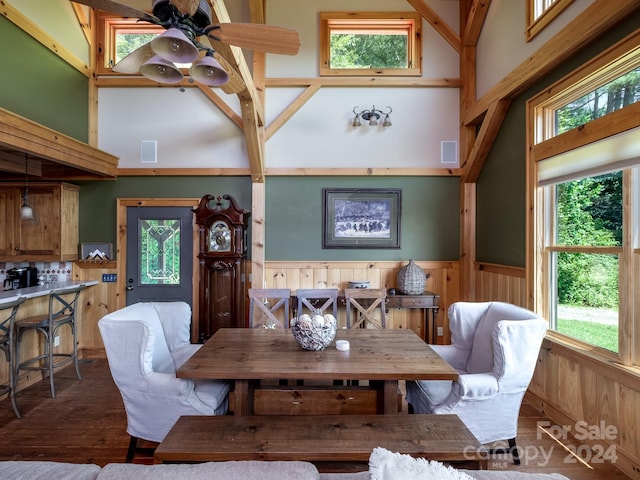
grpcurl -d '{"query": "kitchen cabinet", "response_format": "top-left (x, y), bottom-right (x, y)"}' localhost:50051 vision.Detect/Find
top-left (0, 182), bottom-right (79, 261)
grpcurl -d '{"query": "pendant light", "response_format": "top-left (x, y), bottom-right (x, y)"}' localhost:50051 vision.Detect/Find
top-left (20, 153), bottom-right (34, 220)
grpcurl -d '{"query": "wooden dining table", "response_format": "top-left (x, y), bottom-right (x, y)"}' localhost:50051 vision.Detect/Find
top-left (177, 328), bottom-right (458, 415)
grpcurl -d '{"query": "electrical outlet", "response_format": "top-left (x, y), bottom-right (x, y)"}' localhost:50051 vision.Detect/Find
top-left (54, 336), bottom-right (60, 347)
top-left (437, 326), bottom-right (444, 336)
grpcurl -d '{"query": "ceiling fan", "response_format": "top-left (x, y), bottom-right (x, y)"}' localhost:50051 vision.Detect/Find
top-left (70, 0), bottom-right (300, 91)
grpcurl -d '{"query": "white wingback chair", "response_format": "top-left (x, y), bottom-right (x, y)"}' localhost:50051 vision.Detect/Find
top-left (405, 301), bottom-right (547, 464)
top-left (99, 302), bottom-right (230, 461)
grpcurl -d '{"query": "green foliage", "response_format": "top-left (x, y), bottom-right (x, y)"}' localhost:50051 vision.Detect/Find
top-left (330, 33), bottom-right (407, 69)
top-left (115, 33), bottom-right (157, 64)
top-left (556, 172), bottom-right (621, 309)
top-left (556, 66), bottom-right (640, 135)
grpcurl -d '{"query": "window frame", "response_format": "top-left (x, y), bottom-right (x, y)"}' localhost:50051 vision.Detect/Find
top-left (319, 11), bottom-right (422, 77)
top-left (528, 30), bottom-right (640, 366)
top-left (96, 13), bottom-right (164, 75)
top-left (526, 0), bottom-right (575, 42)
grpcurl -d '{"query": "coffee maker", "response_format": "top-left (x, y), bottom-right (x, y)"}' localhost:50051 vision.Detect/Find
top-left (3, 267), bottom-right (38, 290)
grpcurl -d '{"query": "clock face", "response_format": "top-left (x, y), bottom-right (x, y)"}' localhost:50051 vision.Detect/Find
top-left (208, 220), bottom-right (232, 252)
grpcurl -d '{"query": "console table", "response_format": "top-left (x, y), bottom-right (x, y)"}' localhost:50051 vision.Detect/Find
top-left (385, 292), bottom-right (439, 343)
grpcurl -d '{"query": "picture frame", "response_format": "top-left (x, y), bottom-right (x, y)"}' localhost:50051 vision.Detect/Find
top-left (322, 188), bottom-right (401, 249)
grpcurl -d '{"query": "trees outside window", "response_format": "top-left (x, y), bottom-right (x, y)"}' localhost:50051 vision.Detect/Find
top-left (319, 12), bottom-right (422, 77)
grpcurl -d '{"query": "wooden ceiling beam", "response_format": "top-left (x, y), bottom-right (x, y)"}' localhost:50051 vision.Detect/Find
top-left (461, 99), bottom-right (511, 183)
top-left (463, 0), bottom-right (640, 126)
top-left (196, 85), bottom-right (244, 130)
top-left (266, 85), bottom-right (320, 141)
top-left (210, 0), bottom-right (266, 183)
top-left (463, 0), bottom-right (491, 47)
top-left (406, 0), bottom-right (461, 53)
top-left (0, 0), bottom-right (90, 76)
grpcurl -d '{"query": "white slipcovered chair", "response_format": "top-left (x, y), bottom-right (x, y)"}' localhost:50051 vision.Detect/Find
top-left (405, 301), bottom-right (547, 464)
top-left (98, 301), bottom-right (230, 461)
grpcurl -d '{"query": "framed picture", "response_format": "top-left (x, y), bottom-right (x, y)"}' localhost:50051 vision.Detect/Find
top-left (323, 188), bottom-right (401, 249)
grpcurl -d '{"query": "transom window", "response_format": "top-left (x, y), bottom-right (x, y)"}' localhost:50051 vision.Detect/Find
top-left (97, 14), bottom-right (163, 74)
top-left (526, 0), bottom-right (575, 41)
top-left (555, 66), bottom-right (640, 135)
top-left (319, 12), bottom-right (422, 77)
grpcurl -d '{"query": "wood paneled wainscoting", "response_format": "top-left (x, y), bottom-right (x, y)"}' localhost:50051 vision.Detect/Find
top-left (72, 261), bottom-right (119, 358)
top-left (473, 262), bottom-right (527, 306)
top-left (472, 262), bottom-right (640, 480)
top-left (528, 340), bottom-right (640, 480)
top-left (263, 261), bottom-right (460, 344)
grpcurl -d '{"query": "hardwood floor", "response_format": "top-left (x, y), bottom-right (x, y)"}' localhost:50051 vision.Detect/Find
top-left (0, 359), bottom-right (631, 479)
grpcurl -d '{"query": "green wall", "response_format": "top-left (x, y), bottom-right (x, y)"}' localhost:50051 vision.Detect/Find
top-left (79, 176), bottom-right (458, 262)
top-left (475, 13), bottom-right (640, 267)
top-left (266, 176), bottom-right (460, 261)
top-left (0, 16), bottom-right (88, 142)
top-left (77, 176), bottom-right (252, 257)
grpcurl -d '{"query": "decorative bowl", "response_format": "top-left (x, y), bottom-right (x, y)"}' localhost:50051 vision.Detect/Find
top-left (291, 312), bottom-right (337, 351)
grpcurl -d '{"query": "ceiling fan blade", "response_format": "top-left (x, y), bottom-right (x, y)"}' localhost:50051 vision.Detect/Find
top-left (210, 23), bottom-right (300, 56)
top-left (70, 0), bottom-right (157, 22)
top-left (112, 43), bottom-right (154, 74)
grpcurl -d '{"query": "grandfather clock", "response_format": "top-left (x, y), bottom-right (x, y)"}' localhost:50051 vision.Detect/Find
top-left (193, 194), bottom-right (249, 342)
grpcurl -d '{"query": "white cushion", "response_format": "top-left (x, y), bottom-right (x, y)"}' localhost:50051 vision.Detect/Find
top-left (466, 302), bottom-right (539, 374)
top-left (369, 447), bottom-right (474, 480)
top-left (0, 461), bottom-right (100, 480)
top-left (97, 461), bottom-right (320, 480)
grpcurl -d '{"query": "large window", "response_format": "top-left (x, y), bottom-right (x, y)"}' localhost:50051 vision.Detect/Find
top-left (545, 172), bottom-right (622, 352)
top-left (319, 12), bottom-right (422, 77)
top-left (529, 31), bottom-right (640, 364)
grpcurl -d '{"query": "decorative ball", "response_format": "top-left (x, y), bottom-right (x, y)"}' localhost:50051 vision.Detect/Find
top-left (291, 311), bottom-right (337, 351)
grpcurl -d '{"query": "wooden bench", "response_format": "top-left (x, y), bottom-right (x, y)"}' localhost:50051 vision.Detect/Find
top-left (154, 414), bottom-right (487, 472)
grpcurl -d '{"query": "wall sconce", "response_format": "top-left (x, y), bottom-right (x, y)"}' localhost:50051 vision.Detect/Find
top-left (352, 105), bottom-right (392, 127)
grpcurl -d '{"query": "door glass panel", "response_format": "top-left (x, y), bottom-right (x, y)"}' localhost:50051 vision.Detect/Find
top-left (139, 219), bottom-right (181, 285)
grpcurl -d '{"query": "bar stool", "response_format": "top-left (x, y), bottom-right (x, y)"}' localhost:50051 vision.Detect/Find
top-left (14, 284), bottom-right (85, 400)
top-left (0, 296), bottom-right (26, 417)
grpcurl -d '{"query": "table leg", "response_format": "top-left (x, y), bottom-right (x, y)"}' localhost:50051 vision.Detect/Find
top-left (380, 380), bottom-right (399, 414)
top-left (233, 380), bottom-right (254, 416)
top-left (433, 307), bottom-right (439, 343)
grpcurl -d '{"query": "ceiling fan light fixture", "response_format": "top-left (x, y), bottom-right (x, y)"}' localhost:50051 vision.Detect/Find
top-left (191, 53), bottom-right (229, 87)
top-left (151, 27), bottom-right (199, 64)
top-left (140, 55), bottom-right (184, 84)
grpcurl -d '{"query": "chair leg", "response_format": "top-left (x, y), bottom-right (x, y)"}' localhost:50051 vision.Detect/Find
top-left (509, 437), bottom-right (520, 465)
top-left (71, 322), bottom-right (82, 381)
top-left (489, 437), bottom-right (520, 465)
top-left (126, 435), bottom-right (157, 463)
top-left (126, 436), bottom-right (138, 463)
top-left (9, 352), bottom-right (21, 418)
top-left (47, 329), bottom-right (55, 398)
